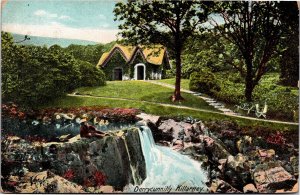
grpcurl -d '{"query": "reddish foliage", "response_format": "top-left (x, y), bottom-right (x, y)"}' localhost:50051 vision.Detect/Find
top-left (94, 171), bottom-right (106, 186)
top-left (266, 131), bottom-right (286, 146)
top-left (2, 103), bottom-right (140, 123)
top-left (63, 169), bottom-right (75, 181)
top-left (83, 171), bottom-right (106, 188)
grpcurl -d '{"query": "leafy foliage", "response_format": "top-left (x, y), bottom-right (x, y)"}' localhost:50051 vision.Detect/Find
top-left (189, 70), bottom-right (220, 95)
top-left (1, 32), bottom-right (106, 106)
top-left (278, 2), bottom-right (299, 87)
top-left (213, 72), bottom-right (298, 121)
top-left (78, 60), bottom-right (106, 87)
top-left (182, 32), bottom-right (239, 79)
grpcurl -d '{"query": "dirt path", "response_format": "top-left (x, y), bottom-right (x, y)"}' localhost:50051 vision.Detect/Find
top-left (68, 93), bottom-right (299, 126)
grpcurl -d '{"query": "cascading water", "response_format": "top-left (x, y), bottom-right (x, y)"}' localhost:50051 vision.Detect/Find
top-left (126, 126), bottom-right (208, 193)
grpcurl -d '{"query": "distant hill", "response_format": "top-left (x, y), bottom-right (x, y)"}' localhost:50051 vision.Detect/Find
top-left (12, 33), bottom-right (100, 47)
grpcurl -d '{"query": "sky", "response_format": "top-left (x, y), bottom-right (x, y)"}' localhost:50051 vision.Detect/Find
top-left (1, 0), bottom-right (121, 43)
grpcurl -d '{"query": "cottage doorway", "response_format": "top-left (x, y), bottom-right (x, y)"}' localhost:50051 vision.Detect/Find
top-left (134, 63), bottom-right (146, 80)
top-left (137, 66), bottom-right (144, 80)
top-left (113, 68), bottom-right (123, 80)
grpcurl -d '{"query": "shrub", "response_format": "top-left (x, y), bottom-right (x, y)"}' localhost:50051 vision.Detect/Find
top-left (189, 70), bottom-right (221, 95)
top-left (78, 60), bottom-right (106, 87)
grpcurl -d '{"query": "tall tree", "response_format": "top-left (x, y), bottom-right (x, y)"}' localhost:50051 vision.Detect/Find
top-left (278, 1), bottom-right (299, 87)
top-left (114, 0), bottom-right (212, 101)
top-left (211, 1), bottom-right (285, 101)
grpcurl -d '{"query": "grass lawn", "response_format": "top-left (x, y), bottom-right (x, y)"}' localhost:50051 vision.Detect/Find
top-left (44, 96), bottom-right (298, 131)
top-left (75, 80), bottom-right (216, 111)
top-left (159, 78), bottom-right (190, 90)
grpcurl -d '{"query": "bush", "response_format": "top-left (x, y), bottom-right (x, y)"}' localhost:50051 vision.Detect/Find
top-left (78, 60), bottom-right (106, 87)
top-left (189, 70), bottom-right (221, 95)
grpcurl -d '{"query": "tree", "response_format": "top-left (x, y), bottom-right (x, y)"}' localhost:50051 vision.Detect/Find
top-left (182, 31), bottom-right (240, 78)
top-left (114, 0), bottom-right (213, 101)
top-left (1, 32), bottom-right (82, 106)
top-left (211, 1), bottom-right (286, 101)
top-left (278, 1), bottom-right (299, 87)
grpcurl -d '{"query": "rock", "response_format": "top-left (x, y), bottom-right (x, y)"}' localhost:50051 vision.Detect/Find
top-left (16, 127), bottom-right (146, 190)
top-left (220, 129), bottom-right (236, 137)
top-left (226, 153), bottom-right (251, 188)
top-left (236, 136), bottom-right (252, 153)
top-left (136, 113), bottom-right (160, 126)
top-left (290, 156), bottom-right (299, 177)
top-left (158, 119), bottom-right (192, 140)
top-left (257, 149), bottom-right (275, 160)
top-left (15, 171), bottom-right (85, 193)
top-left (218, 159), bottom-right (227, 173)
top-left (181, 142), bottom-right (203, 155)
top-left (172, 139), bottom-right (183, 151)
top-left (253, 163), bottom-right (297, 193)
top-left (7, 136), bottom-right (21, 143)
top-left (98, 185), bottom-right (114, 193)
top-left (58, 134), bottom-right (72, 142)
top-left (210, 179), bottom-right (241, 193)
top-left (136, 113), bottom-right (160, 125)
top-left (200, 135), bottom-right (230, 161)
top-left (243, 183), bottom-right (258, 193)
top-left (157, 140), bottom-right (170, 147)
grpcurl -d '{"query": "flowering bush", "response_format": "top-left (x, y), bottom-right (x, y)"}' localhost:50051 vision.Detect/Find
top-left (266, 131), bottom-right (286, 146)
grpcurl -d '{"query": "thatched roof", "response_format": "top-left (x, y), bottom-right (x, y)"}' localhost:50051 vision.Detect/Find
top-left (97, 44), bottom-right (168, 67)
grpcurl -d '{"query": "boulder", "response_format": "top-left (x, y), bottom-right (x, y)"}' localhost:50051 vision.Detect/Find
top-left (136, 113), bottom-right (160, 126)
top-left (243, 183), bottom-right (258, 193)
top-left (225, 153), bottom-right (251, 188)
top-left (236, 135), bottom-right (252, 154)
top-left (210, 179), bottom-right (241, 193)
top-left (158, 119), bottom-right (192, 140)
top-left (200, 135), bottom-right (230, 161)
top-left (290, 156), bottom-right (299, 177)
top-left (58, 134), bottom-right (72, 142)
top-left (276, 181), bottom-right (298, 193)
top-left (253, 163), bottom-right (297, 193)
top-left (257, 149), bottom-right (275, 160)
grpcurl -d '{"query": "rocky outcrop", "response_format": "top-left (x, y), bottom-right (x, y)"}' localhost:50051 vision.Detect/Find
top-left (42, 128), bottom-right (146, 190)
top-left (2, 127), bottom-right (146, 191)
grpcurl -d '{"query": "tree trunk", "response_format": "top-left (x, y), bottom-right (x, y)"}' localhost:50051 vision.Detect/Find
top-left (172, 46), bottom-right (184, 102)
top-left (245, 59), bottom-right (254, 102)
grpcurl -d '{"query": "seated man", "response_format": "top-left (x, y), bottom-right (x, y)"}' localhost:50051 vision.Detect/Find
top-left (80, 118), bottom-right (107, 138)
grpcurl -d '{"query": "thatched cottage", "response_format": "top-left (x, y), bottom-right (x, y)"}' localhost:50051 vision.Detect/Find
top-left (97, 44), bottom-right (171, 80)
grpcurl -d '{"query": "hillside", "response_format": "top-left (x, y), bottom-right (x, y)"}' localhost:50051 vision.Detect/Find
top-left (12, 33), bottom-right (99, 48)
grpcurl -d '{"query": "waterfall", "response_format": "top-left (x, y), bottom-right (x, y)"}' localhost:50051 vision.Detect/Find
top-left (126, 126), bottom-right (208, 193)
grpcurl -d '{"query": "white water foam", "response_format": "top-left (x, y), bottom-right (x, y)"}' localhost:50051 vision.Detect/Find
top-left (126, 126), bottom-right (208, 193)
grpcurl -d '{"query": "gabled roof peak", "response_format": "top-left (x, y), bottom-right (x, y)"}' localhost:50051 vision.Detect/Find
top-left (97, 44), bottom-right (167, 67)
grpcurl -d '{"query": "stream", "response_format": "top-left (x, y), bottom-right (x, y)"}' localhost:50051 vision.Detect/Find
top-left (126, 126), bottom-right (208, 193)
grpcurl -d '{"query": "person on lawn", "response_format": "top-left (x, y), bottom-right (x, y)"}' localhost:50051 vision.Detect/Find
top-left (80, 118), bottom-right (108, 138)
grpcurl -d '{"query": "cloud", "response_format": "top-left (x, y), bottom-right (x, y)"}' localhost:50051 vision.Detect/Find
top-left (98, 14), bottom-right (107, 20)
top-left (34, 9), bottom-right (57, 18)
top-left (33, 9), bottom-right (71, 20)
top-left (59, 15), bottom-right (71, 20)
top-left (2, 22), bottom-right (119, 43)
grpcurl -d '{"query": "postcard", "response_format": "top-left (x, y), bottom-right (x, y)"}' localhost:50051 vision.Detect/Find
top-left (1, 0), bottom-right (299, 193)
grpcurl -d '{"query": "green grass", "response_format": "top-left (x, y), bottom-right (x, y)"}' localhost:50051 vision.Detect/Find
top-left (44, 96), bottom-right (298, 131)
top-left (75, 80), bottom-right (216, 111)
top-left (159, 78), bottom-right (190, 90)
